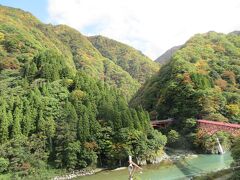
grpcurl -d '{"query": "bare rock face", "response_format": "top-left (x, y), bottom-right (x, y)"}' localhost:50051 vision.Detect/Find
top-left (136, 159), bottom-right (147, 166)
top-left (136, 152), bottom-right (169, 165)
top-left (149, 153), bottom-right (169, 164)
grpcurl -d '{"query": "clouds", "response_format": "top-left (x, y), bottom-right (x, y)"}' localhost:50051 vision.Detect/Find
top-left (48, 0), bottom-right (240, 59)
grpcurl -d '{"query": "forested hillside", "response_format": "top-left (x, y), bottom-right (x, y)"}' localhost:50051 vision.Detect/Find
top-left (131, 32), bottom-right (240, 123)
top-left (0, 6), bottom-right (145, 99)
top-left (0, 6), bottom-right (167, 178)
top-left (89, 35), bottom-right (159, 83)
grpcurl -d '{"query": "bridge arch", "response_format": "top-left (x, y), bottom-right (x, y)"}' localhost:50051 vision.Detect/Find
top-left (197, 119), bottom-right (240, 137)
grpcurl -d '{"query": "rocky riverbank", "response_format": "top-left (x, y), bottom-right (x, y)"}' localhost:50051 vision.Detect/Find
top-left (167, 149), bottom-right (198, 161)
top-left (52, 169), bottom-right (103, 180)
top-left (52, 149), bottom-right (198, 179)
top-left (136, 149), bottom-right (198, 165)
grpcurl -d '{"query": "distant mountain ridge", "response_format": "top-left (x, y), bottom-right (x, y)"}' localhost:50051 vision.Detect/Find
top-left (230, 31), bottom-right (240, 35)
top-left (155, 45), bottom-right (182, 64)
top-left (88, 35), bottom-right (159, 83)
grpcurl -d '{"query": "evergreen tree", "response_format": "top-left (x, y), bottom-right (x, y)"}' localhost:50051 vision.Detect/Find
top-left (112, 111), bottom-right (122, 131)
top-left (0, 100), bottom-right (8, 143)
top-left (131, 109), bottom-right (141, 130)
top-left (45, 116), bottom-right (56, 152)
top-left (41, 83), bottom-right (50, 96)
top-left (53, 119), bottom-right (69, 168)
top-left (22, 101), bottom-right (33, 136)
top-left (65, 141), bottom-right (80, 169)
top-left (12, 107), bottom-right (22, 138)
top-left (24, 61), bottom-right (37, 80)
top-left (121, 109), bottom-right (134, 129)
top-left (36, 109), bottom-right (45, 133)
top-left (45, 116), bottom-right (56, 138)
top-left (65, 102), bottom-right (78, 140)
top-left (137, 107), bottom-right (151, 132)
top-left (86, 101), bottom-right (100, 137)
top-left (8, 95), bottom-right (14, 111)
top-left (7, 110), bottom-right (13, 127)
top-left (82, 110), bottom-right (90, 141)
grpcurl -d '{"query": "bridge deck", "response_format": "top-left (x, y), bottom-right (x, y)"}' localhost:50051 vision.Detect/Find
top-left (151, 119), bottom-right (174, 128)
top-left (197, 120), bottom-right (240, 128)
top-left (197, 119), bottom-right (240, 136)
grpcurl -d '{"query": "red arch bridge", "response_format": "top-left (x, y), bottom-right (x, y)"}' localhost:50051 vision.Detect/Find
top-left (197, 119), bottom-right (240, 136)
top-left (151, 119), bottom-right (240, 136)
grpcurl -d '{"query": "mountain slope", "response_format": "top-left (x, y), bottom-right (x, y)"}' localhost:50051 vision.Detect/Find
top-left (88, 35), bottom-right (159, 83)
top-left (0, 6), bottom-right (76, 72)
top-left (51, 25), bottom-right (140, 97)
top-left (131, 32), bottom-right (240, 123)
top-left (155, 45), bottom-right (182, 64)
top-left (0, 5), bottom-right (139, 98)
top-left (0, 6), bottom-right (167, 176)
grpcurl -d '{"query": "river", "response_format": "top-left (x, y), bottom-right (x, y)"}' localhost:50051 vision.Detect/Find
top-left (78, 152), bottom-right (233, 180)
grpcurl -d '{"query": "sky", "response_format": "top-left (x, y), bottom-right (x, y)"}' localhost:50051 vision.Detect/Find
top-left (1, 0), bottom-right (240, 59)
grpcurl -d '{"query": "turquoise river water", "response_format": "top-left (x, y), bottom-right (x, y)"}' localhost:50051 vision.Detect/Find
top-left (79, 152), bottom-right (233, 180)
